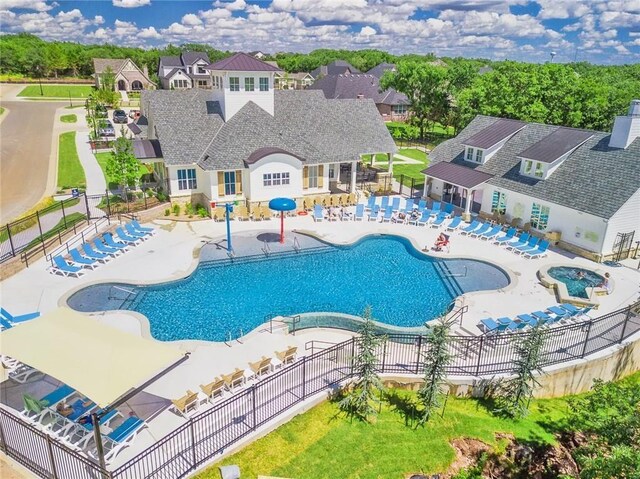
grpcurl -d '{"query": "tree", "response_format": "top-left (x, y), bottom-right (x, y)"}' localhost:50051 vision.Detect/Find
top-left (339, 306), bottom-right (385, 422)
top-left (380, 62), bottom-right (449, 140)
top-left (496, 325), bottom-right (545, 418)
top-left (416, 317), bottom-right (454, 425)
top-left (107, 132), bottom-right (141, 192)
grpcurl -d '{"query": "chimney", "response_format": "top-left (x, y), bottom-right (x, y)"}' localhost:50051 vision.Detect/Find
top-left (609, 99), bottom-right (640, 149)
top-left (143, 64), bottom-right (149, 78)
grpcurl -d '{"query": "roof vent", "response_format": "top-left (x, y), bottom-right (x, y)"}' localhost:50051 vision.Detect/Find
top-left (609, 99), bottom-right (640, 149)
top-left (357, 94), bottom-right (364, 99)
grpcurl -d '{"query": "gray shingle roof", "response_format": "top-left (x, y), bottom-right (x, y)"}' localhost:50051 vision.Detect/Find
top-left (463, 118), bottom-right (526, 149)
top-left (518, 127), bottom-right (593, 163)
top-left (308, 74), bottom-right (408, 106)
top-left (159, 56), bottom-right (183, 68)
top-left (367, 63), bottom-right (396, 78)
top-left (310, 61), bottom-right (361, 79)
top-left (207, 53), bottom-right (281, 72)
top-left (141, 89), bottom-right (396, 171)
top-left (93, 58), bottom-right (126, 74)
top-left (428, 115), bottom-right (640, 219)
top-left (181, 51), bottom-right (210, 65)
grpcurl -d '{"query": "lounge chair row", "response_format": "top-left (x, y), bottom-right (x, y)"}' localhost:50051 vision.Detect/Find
top-left (21, 385), bottom-right (146, 464)
top-left (171, 346), bottom-right (298, 418)
top-left (213, 205), bottom-right (274, 221)
top-left (50, 221), bottom-right (155, 278)
top-left (457, 221), bottom-right (550, 259)
top-left (303, 193), bottom-right (357, 209)
top-left (479, 303), bottom-right (593, 334)
top-left (0, 307), bottom-right (39, 331)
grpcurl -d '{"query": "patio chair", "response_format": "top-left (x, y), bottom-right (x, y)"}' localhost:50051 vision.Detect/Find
top-left (69, 249), bottom-right (101, 270)
top-left (99, 416), bottom-right (147, 463)
top-left (51, 255), bottom-right (84, 278)
top-left (275, 346), bottom-right (298, 365)
top-left (561, 304), bottom-right (593, 320)
top-left (302, 197), bottom-right (313, 211)
top-left (251, 206), bottom-right (263, 221)
top-left (313, 205), bottom-right (324, 222)
top-left (417, 199), bottom-right (427, 212)
top-left (459, 220), bottom-right (481, 235)
top-left (443, 203), bottom-right (455, 218)
top-left (115, 227), bottom-right (144, 245)
top-left (381, 206), bottom-right (393, 222)
top-left (493, 227), bottom-right (516, 245)
top-left (21, 385), bottom-right (76, 420)
top-left (213, 207), bottom-right (226, 221)
top-left (66, 409), bottom-right (121, 449)
top-left (347, 192), bottom-right (357, 206)
top-left (339, 194), bottom-right (350, 206)
top-left (445, 216), bottom-right (462, 232)
top-left (261, 206), bottom-right (272, 220)
top-left (430, 201), bottom-right (441, 214)
top-left (125, 223), bottom-right (150, 240)
top-left (430, 212), bottom-right (448, 228)
top-left (222, 369), bottom-right (246, 390)
top-left (547, 305), bottom-right (572, 319)
top-left (380, 196), bottom-right (390, 210)
top-left (131, 219), bottom-right (155, 235)
top-left (200, 377), bottom-right (226, 404)
top-left (81, 243), bottom-right (111, 263)
top-left (403, 199), bottom-right (414, 214)
top-left (9, 363), bottom-right (43, 384)
top-left (234, 206), bottom-right (250, 221)
top-left (468, 223), bottom-right (492, 238)
top-left (503, 232), bottom-right (530, 249)
top-left (171, 390), bottom-right (200, 418)
top-left (103, 233), bottom-right (132, 251)
top-left (479, 318), bottom-right (500, 334)
top-left (516, 314), bottom-right (539, 327)
top-left (390, 197), bottom-right (401, 212)
top-left (0, 308), bottom-right (40, 324)
top-left (367, 205), bottom-right (380, 221)
top-left (47, 398), bottom-right (97, 436)
top-left (509, 236), bottom-right (538, 253)
top-left (478, 225), bottom-right (503, 241)
top-left (414, 210), bottom-right (431, 226)
top-left (531, 310), bottom-right (556, 326)
top-left (522, 240), bottom-right (550, 258)
top-left (249, 356), bottom-right (273, 378)
top-left (353, 204), bottom-right (365, 221)
top-left (365, 195), bottom-right (376, 211)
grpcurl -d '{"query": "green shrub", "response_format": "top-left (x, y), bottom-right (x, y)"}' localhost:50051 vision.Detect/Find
top-left (172, 203), bottom-right (180, 216)
top-left (164, 208), bottom-right (170, 216)
top-left (197, 206), bottom-right (208, 218)
top-left (156, 191), bottom-right (168, 202)
top-left (145, 188), bottom-right (154, 198)
top-left (136, 191), bottom-right (144, 199)
top-left (185, 203), bottom-right (194, 218)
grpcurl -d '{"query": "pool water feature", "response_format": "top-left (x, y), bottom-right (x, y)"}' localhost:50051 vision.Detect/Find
top-left (547, 266), bottom-right (604, 299)
top-left (67, 236), bottom-right (509, 342)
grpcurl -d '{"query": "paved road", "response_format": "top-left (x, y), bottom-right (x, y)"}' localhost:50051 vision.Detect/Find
top-left (0, 87), bottom-right (63, 224)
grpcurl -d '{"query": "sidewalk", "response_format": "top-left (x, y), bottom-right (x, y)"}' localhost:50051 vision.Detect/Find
top-left (75, 130), bottom-right (107, 195)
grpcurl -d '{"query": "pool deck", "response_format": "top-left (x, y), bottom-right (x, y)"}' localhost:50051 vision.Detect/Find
top-left (1, 212), bottom-right (639, 469)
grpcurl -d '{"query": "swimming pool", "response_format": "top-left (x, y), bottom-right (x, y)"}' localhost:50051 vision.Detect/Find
top-left (547, 266), bottom-right (604, 299)
top-left (67, 236), bottom-right (509, 342)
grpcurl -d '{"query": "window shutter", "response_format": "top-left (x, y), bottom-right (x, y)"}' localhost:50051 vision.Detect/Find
top-left (303, 166), bottom-right (309, 189)
top-left (217, 171), bottom-right (225, 196)
top-left (318, 165), bottom-right (324, 189)
top-left (235, 170), bottom-right (243, 194)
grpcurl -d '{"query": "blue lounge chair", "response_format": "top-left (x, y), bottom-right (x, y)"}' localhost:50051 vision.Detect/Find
top-left (81, 243), bottom-right (111, 262)
top-left (503, 232), bottom-right (530, 249)
top-left (0, 308), bottom-right (39, 324)
top-left (381, 206), bottom-right (393, 222)
top-left (365, 195), bottom-right (376, 211)
top-left (100, 416), bottom-right (147, 463)
top-left (517, 314), bottom-right (539, 327)
top-left (103, 233), bottom-right (132, 251)
top-left (510, 236), bottom-right (538, 253)
top-left (460, 220), bottom-right (481, 235)
top-left (94, 238), bottom-right (124, 256)
top-left (443, 203), bottom-right (455, 218)
top-left (368, 205), bottom-right (380, 221)
top-left (21, 385), bottom-right (76, 420)
top-left (125, 223), bottom-right (149, 240)
top-left (507, 321), bottom-right (529, 332)
top-left (69, 249), bottom-right (100, 270)
top-left (380, 196), bottom-right (389, 210)
top-left (416, 210), bottom-right (431, 226)
top-left (479, 225), bottom-right (503, 241)
top-left (430, 212), bottom-right (448, 228)
top-left (493, 227), bottom-right (516, 244)
top-left (52, 255), bottom-right (84, 278)
top-left (313, 204), bottom-right (324, 222)
top-left (403, 199), bottom-right (414, 214)
top-left (468, 223), bottom-right (492, 238)
top-left (417, 199), bottom-right (427, 212)
top-left (131, 219), bottom-right (155, 235)
top-left (547, 305), bottom-right (571, 318)
top-left (48, 398), bottom-right (96, 435)
top-left (115, 227), bottom-right (143, 245)
top-left (445, 216), bottom-right (462, 232)
top-left (561, 304), bottom-right (592, 320)
top-left (532, 310), bottom-right (556, 326)
top-left (0, 318), bottom-right (15, 330)
top-left (67, 409), bottom-right (121, 448)
top-left (522, 240), bottom-right (550, 258)
top-left (354, 204), bottom-right (364, 221)
top-left (430, 201), bottom-right (441, 214)
top-left (479, 318), bottom-right (500, 334)
top-left (390, 197), bottom-right (401, 212)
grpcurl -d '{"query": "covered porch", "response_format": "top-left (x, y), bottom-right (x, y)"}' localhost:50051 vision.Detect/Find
top-left (328, 151), bottom-right (396, 194)
top-left (422, 162), bottom-right (493, 220)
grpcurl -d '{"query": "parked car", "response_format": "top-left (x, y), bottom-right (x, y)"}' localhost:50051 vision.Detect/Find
top-left (98, 120), bottom-right (116, 137)
top-left (113, 109), bottom-right (128, 124)
top-left (95, 104), bottom-right (108, 118)
top-left (129, 109), bottom-right (141, 119)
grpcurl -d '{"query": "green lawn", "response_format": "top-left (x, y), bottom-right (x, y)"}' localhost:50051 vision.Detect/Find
top-left (57, 132), bottom-right (86, 190)
top-left (94, 152), bottom-right (150, 190)
top-left (17, 85), bottom-right (94, 98)
top-left (200, 388), bottom-right (571, 479)
top-left (369, 148), bottom-right (429, 187)
top-left (0, 107), bottom-right (5, 115)
top-left (60, 114), bottom-right (77, 123)
top-left (24, 212), bottom-right (87, 250)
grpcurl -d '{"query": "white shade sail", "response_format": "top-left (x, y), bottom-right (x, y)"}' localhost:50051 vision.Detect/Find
top-left (0, 307), bottom-right (185, 408)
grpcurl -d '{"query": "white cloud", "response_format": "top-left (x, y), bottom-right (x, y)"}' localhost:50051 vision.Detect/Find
top-left (360, 25), bottom-right (376, 36)
top-left (93, 15), bottom-right (104, 25)
top-left (138, 26), bottom-right (161, 39)
top-left (615, 44), bottom-right (630, 53)
top-left (181, 13), bottom-right (202, 26)
top-left (112, 0), bottom-right (150, 8)
top-left (536, 0), bottom-right (592, 19)
top-left (2, 0), bottom-right (57, 11)
top-left (213, 0), bottom-right (246, 11)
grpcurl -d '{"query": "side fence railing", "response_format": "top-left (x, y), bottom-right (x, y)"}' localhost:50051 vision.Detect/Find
top-left (1, 302), bottom-right (638, 479)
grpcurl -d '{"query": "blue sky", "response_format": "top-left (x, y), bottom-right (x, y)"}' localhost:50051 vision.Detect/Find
top-left (1, 0), bottom-right (639, 64)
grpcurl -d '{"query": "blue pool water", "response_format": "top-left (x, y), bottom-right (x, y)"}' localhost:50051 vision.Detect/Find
top-left (67, 236), bottom-right (509, 342)
top-left (548, 266), bottom-right (604, 299)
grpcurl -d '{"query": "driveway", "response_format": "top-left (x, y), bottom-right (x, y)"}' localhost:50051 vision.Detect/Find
top-left (0, 84), bottom-right (66, 224)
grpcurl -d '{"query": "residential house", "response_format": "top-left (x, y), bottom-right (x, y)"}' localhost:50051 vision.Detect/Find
top-left (366, 62), bottom-right (397, 78)
top-left (158, 52), bottom-right (212, 90)
top-left (135, 53), bottom-right (395, 209)
top-left (93, 58), bottom-right (155, 92)
top-left (421, 100), bottom-right (640, 261)
top-left (308, 73), bottom-right (410, 121)
top-left (310, 60), bottom-right (360, 79)
top-left (248, 51), bottom-right (267, 59)
top-left (265, 62), bottom-right (314, 90)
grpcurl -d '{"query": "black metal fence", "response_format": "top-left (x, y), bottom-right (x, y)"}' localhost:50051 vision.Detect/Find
top-left (1, 302), bottom-right (638, 479)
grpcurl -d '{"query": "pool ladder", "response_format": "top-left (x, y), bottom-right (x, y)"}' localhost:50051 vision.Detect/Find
top-left (262, 241), bottom-right (271, 257)
top-left (224, 328), bottom-right (244, 347)
top-left (293, 237), bottom-right (301, 253)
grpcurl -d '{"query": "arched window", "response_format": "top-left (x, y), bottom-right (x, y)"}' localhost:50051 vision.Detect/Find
top-left (117, 80), bottom-right (126, 91)
top-left (131, 80), bottom-right (143, 90)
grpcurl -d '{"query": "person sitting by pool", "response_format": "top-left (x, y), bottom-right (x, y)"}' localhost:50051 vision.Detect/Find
top-left (391, 211), bottom-right (406, 223)
top-left (329, 206), bottom-right (342, 220)
top-left (598, 272), bottom-right (612, 294)
top-left (426, 233), bottom-right (449, 252)
top-left (409, 209), bottom-right (420, 221)
top-left (56, 398), bottom-right (92, 417)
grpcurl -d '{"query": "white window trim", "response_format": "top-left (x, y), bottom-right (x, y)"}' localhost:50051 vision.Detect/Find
top-left (229, 77), bottom-right (240, 92)
top-left (520, 158), bottom-right (547, 179)
top-left (245, 77), bottom-right (255, 92)
top-left (308, 165), bottom-right (319, 188)
top-left (259, 77), bottom-right (269, 92)
top-left (177, 168), bottom-right (197, 190)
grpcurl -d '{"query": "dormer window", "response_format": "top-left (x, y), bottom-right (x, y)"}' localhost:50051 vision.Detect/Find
top-left (465, 147), bottom-right (474, 161)
top-left (197, 65), bottom-right (206, 74)
top-left (521, 159), bottom-right (546, 179)
top-left (229, 77), bottom-right (240, 92)
top-left (475, 149), bottom-right (483, 163)
top-left (464, 146), bottom-right (484, 164)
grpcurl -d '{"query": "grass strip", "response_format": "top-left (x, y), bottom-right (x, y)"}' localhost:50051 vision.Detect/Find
top-left (57, 132), bottom-right (86, 190)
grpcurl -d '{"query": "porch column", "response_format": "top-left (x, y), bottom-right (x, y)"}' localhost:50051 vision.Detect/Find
top-left (350, 161), bottom-right (357, 193)
top-left (462, 188), bottom-right (473, 221)
top-left (387, 153), bottom-right (393, 175)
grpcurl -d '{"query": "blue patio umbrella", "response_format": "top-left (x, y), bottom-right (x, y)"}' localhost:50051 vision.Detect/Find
top-left (268, 197), bottom-right (297, 244)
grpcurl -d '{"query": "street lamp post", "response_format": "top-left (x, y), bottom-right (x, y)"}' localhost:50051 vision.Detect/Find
top-left (37, 66), bottom-right (44, 96)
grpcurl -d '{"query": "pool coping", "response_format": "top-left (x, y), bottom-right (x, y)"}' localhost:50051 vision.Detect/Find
top-left (537, 263), bottom-right (613, 309)
top-left (59, 229), bottom-right (519, 347)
